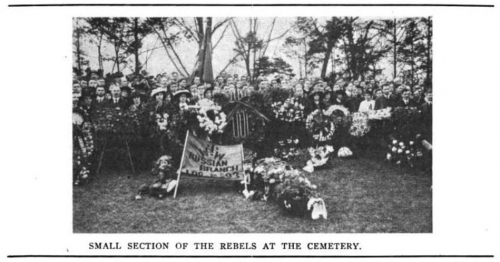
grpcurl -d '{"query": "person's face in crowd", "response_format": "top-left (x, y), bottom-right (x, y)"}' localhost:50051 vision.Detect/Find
top-left (91, 72), bottom-right (98, 80)
top-left (271, 80), bottom-right (277, 88)
top-left (170, 84), bottom-right (178, 93)
top-left (233, 74), bottom-right (239, 80)
top-left (80, 81), bottom-right (88, 88)
top-left (318, 84), bottom-right (325, 93)
top-left (217, 76), bottom-right (224, 84)
top-left (304, 81), bottom-right (311, 91)
top-left (160, 77), bottom-right (168, 86)
top-left (194, 77), bottom-right (201, 86)
top-left (96, 87), bottom-right (106, 97)
top-left (333, 85), bottom-right (340, 92)
top-left (354, 80), bottom-right (360, 86)
top-left (360, 82), bottom-right (366, 88)
top-left (425, 92), bottom-right (432, 102)
top-left (336, 93), bottom-right (343, 101)
top-left (324, 93), bottom-right (331, 101)
top-left (155, 93), bottom-right (164, 102)
top-left (189, 85), bottom-right (198, 96)
top-left (402, 90), bottom-right (411, 100)
top-left (414, 89), bottom-right (422, 97)
top-left (73, 73), bottom-right (78, 81)
top-left (236, 80), bottom-right (244, 89)
top-left (388, 84), bottom-right (395, 94)
top-left (89, 80), bottom-right (98, 88)
top-left (205, 83), bottom-right (212, 89)
top-left (247, 85), bottom-right (254, 93)
top-left (97, 79), bottom-right (105, 87)
top-left (375, 90), bottom-right (383, 98)
top-left (73, 83), bottom-right (82, 94)
top-left (197, 85), bottom-right (205, 98)
top-left (179, 79), bottom-right (187, 88)
top-left (205, 90), bottom-right (213, 100)
top-left (241, 76), bottom-right (247, 82)
top-left (133, 96), bottom-right (141, 105)
top-left (383, 85), bottom-right (391, 96)
top-left (171, 72), bottom-right (178, 81)
top-left (105, 93), bottom-right (112, 100)
top-left (313, 93), bottom-right (320, 101)
top-left (165, 93), bottom-right (172, 103)
top-left (84, 96), bottom-right (92, 106)
top-left (396, 85), bottom-right (405, 94)
top-left (111, 87), bottom-right (121, 98)
top-left (364, 93), bottom-right (372, 101)
top-left (179, 94), bottom-right (187, 103)
top-left (356, 88), bottom-right (363, 97)
top-left (121, 90), bottom-right (129, 98)
top-left (226, 77), bottom-right (234, 85)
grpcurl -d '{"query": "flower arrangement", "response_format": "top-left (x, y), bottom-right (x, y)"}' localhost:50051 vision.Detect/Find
top-left (324, 105), bottom-right (350, 117)
top-left (368, 108), bottom-right (392, 120)
top-left (349, 112), bottom-right (371, 137)
top-left (271, 97), bottom-right (306, 122)
top-left (196, 99), bottom-right (227, 134)
top-left (337, 147), bottom-right (353, 158)
top-left (386, 138), bottom-right (423, 168)
top-left (306, 110), bottom-right (335, 142)
top-left (73, 122), bottom-right (94, 186)
top-left (274, 136), bottom-right (303, 160)
top-left (303, 145), bottom-right (334, 172)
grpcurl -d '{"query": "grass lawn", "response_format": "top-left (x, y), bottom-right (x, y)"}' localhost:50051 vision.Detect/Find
top-left (73, 154), bottom-right (432, 233)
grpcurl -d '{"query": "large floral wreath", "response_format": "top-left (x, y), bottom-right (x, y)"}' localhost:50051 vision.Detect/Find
top-left (349, 112), bottom-right (371, 137)
top-left (196, 99), bottom-right (227, 135)
top-left (306, 110), bottom-right (335, 142)
top-left (271, 97), bottom-right (306, 122)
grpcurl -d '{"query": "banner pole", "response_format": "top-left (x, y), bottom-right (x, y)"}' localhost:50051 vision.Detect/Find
top-left (173, 131), bottom-right (190, 199)
top-left (240, 144), bottom-right (248, 192)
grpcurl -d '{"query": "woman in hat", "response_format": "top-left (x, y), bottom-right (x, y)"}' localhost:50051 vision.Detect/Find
top-left (308, 90), bottom-right (325, 113)
top-left (323, 91), bottom-right (333, 109)
top-left (173, 89), bottom-right (192, 112)
top-left (149, 87), bottom-right (169, 115)
top-left (332, 90), bottom-right (345, 106)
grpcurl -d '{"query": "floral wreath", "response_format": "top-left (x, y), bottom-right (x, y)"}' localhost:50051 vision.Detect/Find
top-left (368, 108), bottom-right (391, 120)
top-left (196, 99), bottom-right (227, 134)
top-left (306, 110), bottom-right (335, 142)
top-left (271, 97), bottom-right (306, 122)
top-left (303, 145), bottom-right (334, 172)
top-left (349, 112), bottom-right (371, 137)
top-left (324, 105), bottom-right (350, 117)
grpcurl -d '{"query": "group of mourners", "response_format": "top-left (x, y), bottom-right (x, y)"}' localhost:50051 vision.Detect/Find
top-left (72, 69), bottom-right (432, 194)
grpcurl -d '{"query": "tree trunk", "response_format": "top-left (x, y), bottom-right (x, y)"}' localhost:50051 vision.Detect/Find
top-left (115, 45), bottom-right (120, 73)
top-left (320, 45), bottom-right (332, 79)
top-left (98, 34), bottom-right (103, 70)
top-left (303, 39), bottom-right (308, 79)
top-left (426, 17), bottom-right (432, 88)
top-left (134, 18), bottom-right (141, 76)
top-left (393, 18), bottom-right (397, 79)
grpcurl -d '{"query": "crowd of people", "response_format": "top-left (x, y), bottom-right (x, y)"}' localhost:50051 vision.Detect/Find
top-left (72, 68), bottom-right (433, 186)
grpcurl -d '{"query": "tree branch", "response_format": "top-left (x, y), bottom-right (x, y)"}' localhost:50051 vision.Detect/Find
top-left (212, 22), bottom-right (230, 51)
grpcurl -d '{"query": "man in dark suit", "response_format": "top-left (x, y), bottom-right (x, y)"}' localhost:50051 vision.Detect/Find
top-left (420, 90), bottom-right (433, 142)
top-left (107, 84), bottom-right (128, 110)
top-left (374, 84), bottom-right (394, 110)
top-left (345, 87), bottom-right (363, 113)
top-left (395, 88), bottom-right (418, 108)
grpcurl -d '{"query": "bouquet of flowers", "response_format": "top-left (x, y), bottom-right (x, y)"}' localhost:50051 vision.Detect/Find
top-left (196, 99), bottom-right (227, 134)
top-left (368, 108), bottom-right (392, 120)
top-left (73, 122), bottom-right (94, 186)
top-left (271, 97), bottom-right (306, 122)
top-left (386, 138), bottom-right (423, 168)
top-left (274, 136), bottom-right (303, 161)
top-left (349, 112), bottom-right (371, 137)
top-left (306, 110), bottom-right (336, 142)
top-left (303, 146), bottom-right (334, 173)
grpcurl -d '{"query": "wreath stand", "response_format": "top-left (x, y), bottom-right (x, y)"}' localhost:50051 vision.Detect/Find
top-left (95, 138), bottom-right (136, 175)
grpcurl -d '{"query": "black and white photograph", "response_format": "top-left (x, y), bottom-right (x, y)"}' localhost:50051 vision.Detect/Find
top-left (72, 16), bottom-right (433, 233)
top-left (2, 1), bottom-right (499, 260)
